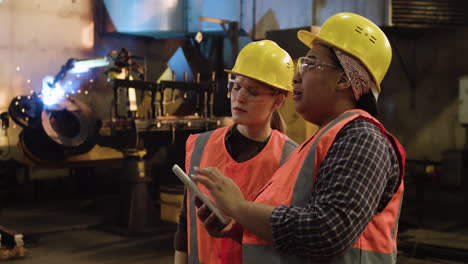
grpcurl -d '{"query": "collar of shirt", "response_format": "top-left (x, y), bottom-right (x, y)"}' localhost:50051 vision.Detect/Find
top-left (225, 124), bottom-right (270, 163)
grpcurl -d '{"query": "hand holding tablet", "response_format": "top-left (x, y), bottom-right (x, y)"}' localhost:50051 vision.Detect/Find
top-left (172, 164), bottom-right (228, 225)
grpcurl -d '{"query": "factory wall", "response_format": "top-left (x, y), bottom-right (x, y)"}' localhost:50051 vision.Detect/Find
top-left (241, 0), bottom-right (313, 39)
top-left (381, 27), bottom-right (468, 161)
top-left (240, 0), bottom-right (386, 40)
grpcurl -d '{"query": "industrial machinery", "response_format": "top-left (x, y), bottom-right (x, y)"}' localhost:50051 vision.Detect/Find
top-left (8, 56), bottom-right (109, 162)
top-left (8, 49), bottom-right (230, 158)
top-left (7, 47), bottom-right (232, 234)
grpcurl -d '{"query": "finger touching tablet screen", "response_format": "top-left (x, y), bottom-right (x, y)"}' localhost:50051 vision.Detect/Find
top-left (172, 164), bottom-right (228, 224)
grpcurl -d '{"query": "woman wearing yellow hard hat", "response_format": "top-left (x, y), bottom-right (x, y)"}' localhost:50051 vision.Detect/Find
top-left (173, 40), bottom-right (298, 264)
top-left (193, 13), bottom-right (406, 263)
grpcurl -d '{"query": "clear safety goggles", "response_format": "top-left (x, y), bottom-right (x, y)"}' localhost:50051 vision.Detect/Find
top-left (227, 79), bottom-right (279, 102)
top-left (297, 57), bottom-right (343, 75)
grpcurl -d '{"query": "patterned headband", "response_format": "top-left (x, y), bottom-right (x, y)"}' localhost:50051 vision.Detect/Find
top-left (333, 49), bottom-right (372, 101)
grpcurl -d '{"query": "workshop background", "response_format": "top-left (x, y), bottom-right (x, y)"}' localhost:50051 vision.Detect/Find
top-left (0, 0), bottom-right (468, 263)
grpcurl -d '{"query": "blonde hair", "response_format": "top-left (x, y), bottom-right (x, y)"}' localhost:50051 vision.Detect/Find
top-left (269, 88), bottom-right (288, 133)
top-left (270, 109), bottom-right (287, 133)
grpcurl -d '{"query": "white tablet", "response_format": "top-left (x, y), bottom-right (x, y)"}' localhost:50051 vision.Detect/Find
top-left (172, 164), bottom-right (228, 224)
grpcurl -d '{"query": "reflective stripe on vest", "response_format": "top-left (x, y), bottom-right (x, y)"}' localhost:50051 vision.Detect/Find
top-left (188, 130), bottom-right (214, 264)
top-left (243, 111), bottom-right (405, 264)
top-left (292, 111), bottom-right (358, 207)
top-left (280, 139), bottom-right (297, 165)
top-left (188, 130), bottom-right (297, 264)
top-left (243, 245), bottom-right (397, 264)
top-left (243, 219), bottom-right (401, 264)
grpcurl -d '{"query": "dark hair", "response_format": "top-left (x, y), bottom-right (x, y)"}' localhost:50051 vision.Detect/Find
top-left (356, 92), bottom-right (379, 118)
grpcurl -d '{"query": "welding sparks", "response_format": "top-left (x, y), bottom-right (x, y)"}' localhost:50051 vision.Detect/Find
top-left (35, 56), bottom-right (110, 107)
top-left (41, 76), bottom-right (65, 106)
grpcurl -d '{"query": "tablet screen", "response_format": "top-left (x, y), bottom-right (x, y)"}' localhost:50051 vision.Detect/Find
top-left (172, 164), bottom-right (228, 224)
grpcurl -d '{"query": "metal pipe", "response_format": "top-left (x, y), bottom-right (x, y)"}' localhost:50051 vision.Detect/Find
top-left (160, 82), bottom-right (166, 116)
top-left (209, 72), bottom-right (216, 117)
top-left (183, 72), bottom-right (188, 99)
top-left (196, 73), bottom-right (201, 115)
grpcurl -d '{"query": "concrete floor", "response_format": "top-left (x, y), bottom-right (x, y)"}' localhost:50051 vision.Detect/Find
top-left (0, 199), bottom-right (176, 264)
top-left (5, 229), bottom-right (174, 264)
top-left (1, 182), bottom-right (467, 264)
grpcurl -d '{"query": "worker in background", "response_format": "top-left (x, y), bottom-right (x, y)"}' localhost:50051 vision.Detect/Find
top-left (173, 40), bottom-right (298, 264)
top-left (193, 12), bottom-right (406, 263)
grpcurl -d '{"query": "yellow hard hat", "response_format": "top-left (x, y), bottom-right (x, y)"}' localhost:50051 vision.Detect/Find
top-left (297, 12), bottom-right (392, 93)
top-left (225, 40), bottom-right (294, 92)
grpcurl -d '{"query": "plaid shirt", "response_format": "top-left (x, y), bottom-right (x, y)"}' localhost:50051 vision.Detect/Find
top-left (271, 118), bottom-right (400, 261)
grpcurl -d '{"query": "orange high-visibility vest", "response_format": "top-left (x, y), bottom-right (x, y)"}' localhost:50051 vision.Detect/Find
top-left (186, 126), bottom-right (297, 264)
top-left (242, 110), bottom-right (406, 264)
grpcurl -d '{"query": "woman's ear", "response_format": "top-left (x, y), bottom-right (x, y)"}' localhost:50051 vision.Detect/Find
top-left (272, 93), bottom-right (286, 110)
top-left (336, 73), bottom-right (351, 91)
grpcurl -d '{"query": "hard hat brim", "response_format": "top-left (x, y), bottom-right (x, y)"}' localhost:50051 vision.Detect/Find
top-left (298, 30), bottom-right (347, 52)
top-left (224, 69), bottom-right (291, 92)
top-left (297, 30), bottom-right (321, 48)
top-left (224, 69), bottom-right (247, 79)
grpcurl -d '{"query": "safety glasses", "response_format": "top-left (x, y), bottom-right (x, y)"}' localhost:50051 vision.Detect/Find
top-left (297, 57), bottom-right (342, 75)
top-left (227, 80), bottom-right (279, 102)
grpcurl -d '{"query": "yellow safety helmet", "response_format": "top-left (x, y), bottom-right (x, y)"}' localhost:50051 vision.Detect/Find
top-left (225, 40), bottom-right (294, 92)
top-left (297, 12), bottom-right (392, 93)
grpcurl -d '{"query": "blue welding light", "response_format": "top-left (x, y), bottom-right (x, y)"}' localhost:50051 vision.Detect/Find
top-left (69, 57), bottom-right (110, 74)
top-left (41, 76), bottom-right (65, 106)
top-left (69, 66), bottom-right (90, 74)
